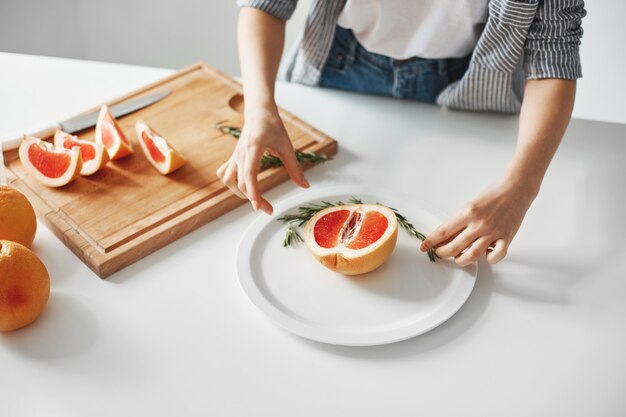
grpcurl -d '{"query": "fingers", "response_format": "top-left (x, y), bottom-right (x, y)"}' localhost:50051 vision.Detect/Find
top-left (434, 227), bottom-right (477, 259)
top-left (216, 151), bottom-right (273, 214)
top-left (216, 162), bottom-right (226, 179)
top-left (237, 156), bottom-right (247, 197)
top-left (278, 145), bottom-right (310, 189)
top-left (420, 215), bottom-right (466, 253)
top-left (244, 147), bottom-right (273, 214)
top-left (216, 160), bottom-right (246, 199)
top-left (455, 237), bottom-right (492, 267)
top-left (217, 113), bottom-right (309, 212)
top-left (421, 185), bottom-right (523, 264)
top-left (486, 239), bottom-right (508, 264)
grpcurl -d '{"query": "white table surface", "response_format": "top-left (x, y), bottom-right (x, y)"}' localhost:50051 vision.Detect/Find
top-left (1, 52), bottom-right (625, 417)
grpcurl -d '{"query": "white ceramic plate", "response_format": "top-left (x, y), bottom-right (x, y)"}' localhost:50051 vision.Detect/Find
top-left (237, 185), bottom-right (477, 346)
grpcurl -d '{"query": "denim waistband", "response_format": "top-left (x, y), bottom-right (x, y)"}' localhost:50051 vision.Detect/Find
top-left (320, 26), bottom-right (472, 102)
top-left (334, 26), bottom-right (471, 72)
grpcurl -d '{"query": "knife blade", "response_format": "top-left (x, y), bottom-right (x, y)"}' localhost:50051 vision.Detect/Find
top-left (61, 90), bottom-right (171, 133)
top-left (0, 90), bottom-right (171, 151)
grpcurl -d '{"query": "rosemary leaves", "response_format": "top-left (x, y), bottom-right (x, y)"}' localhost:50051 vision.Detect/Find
top-left (216, 124), bottom-right (331, 170)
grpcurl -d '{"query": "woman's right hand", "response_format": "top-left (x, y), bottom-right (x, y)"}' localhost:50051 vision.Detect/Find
top-left (216, 105), bottom-right (310, 215)
top-left (224, 7), bottom-right (306, 213)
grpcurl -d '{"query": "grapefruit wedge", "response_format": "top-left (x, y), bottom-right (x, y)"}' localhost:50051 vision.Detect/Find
top-left (18, 135), bottom-right (82, 187)
top-left (95, 104), bottom-right (133, 160)
top-left (135, 120), bottom-right (186, 175)
top-left (304, 204), bottom-right (398, 275)
top-left (54, 130), bottom-right (109, 176)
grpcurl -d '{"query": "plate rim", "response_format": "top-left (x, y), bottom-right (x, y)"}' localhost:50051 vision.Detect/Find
top-left (236, 185), bottom-right (477, 346)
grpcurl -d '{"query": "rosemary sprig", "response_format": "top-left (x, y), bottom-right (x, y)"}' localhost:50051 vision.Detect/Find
top-left (282, 223), bottom-right (304, 247)
top-left (261, 151), bottom-right (330, 170)
top-left (216, 123), bottom-right (331, 170)
top-left (386, 206), bottom-right (438, 262)
top-left (277, 197), bottom-right (437, 262)
top-left (217, 125), bottom-right (241, 138)
top-left (277, 197), bottom-right (363, 227)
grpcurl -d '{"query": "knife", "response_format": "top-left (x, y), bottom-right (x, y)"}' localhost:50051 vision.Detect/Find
top-left (0, 90), bottom-right (171, 152)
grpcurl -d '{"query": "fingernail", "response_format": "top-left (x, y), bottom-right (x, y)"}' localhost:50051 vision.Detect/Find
top-left (303, 178), bottom-right (310, 188)
top-left (252, 202), bottom-right (258, 211)
top-left (419, 244), bottom-right (427, 252)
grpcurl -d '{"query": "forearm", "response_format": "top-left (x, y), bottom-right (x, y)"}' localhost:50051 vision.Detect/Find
top-left (237, 7), bottom-right (286, 117)
top-left (503, 79), bottom-right (577, 198)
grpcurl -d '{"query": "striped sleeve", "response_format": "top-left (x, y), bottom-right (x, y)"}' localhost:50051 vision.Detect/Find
top-left (236, 0), bottom-right (298, 21)
top-left (524, 0), bottom-right (586, 80)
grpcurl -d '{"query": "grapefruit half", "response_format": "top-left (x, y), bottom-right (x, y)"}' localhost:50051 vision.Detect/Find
top-left (95, 104), bottom-right (133, 160)
top-left (18, 135), bottom-right (82, 187)
top-left (135, 120), bottom-right (186, 175)
top-left (304, 204), bottom-right (398, 275)
top-left (54, 130), bottom-right (109, 176)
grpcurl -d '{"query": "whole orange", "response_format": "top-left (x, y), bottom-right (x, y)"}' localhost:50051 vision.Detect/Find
top-left (0, 240), bottom-right (50, 332)
top-left (0, 185), bottom-right (37, 248)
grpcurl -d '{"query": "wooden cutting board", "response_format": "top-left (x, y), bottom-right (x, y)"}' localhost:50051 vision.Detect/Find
top-left (2, 62), bottom-right (337, 278)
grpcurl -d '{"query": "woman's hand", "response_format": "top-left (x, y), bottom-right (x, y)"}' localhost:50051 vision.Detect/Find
top-left (218, 8), bottom-right (308, 214)
top-left (421, 79), bottom-right (576, 266)
top-left (420, 180), bottom-right (537, 266)
top-left (216, 106), bottom-right (309, 215)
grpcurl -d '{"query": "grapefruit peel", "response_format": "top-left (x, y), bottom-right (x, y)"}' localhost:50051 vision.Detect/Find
top-left (0, 240), bottom-right (50, 332)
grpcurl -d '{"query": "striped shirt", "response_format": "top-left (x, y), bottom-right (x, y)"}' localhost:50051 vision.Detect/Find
top-left (237, 0), bottom-right (585, 113)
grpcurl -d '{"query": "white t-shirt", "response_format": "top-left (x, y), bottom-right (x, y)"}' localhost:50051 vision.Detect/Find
top-left (337, 0), bottom-right (489, 59)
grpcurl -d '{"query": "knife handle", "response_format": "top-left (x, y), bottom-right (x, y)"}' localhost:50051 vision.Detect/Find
top-left (0, 122), bottom-right (61, 151)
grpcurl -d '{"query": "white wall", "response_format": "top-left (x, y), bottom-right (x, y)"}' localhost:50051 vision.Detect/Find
top-left (0, 0), bottom-right (309, 74)
top-left (0, 0), bottom-right (623, 124)
top-left (571, 0), bottom-right (626, 125)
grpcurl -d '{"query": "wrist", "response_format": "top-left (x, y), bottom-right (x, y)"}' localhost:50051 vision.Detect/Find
top-left (502, 156), bottom-right (545, 197)
top-left (244, 99), bottom-right (279, 121)
top-left (498, 172), bottom-right (540, 206)
top-left (242, 86), bottom-right (277, 115)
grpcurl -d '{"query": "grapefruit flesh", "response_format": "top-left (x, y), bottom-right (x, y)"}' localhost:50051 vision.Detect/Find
top-left (100, 117), bottom-right (116, 149)
top-left (101, 113), bottom-right (130, 148)
top-left (27, 143), bottom-right (71, 178)
top-left (64, 136), bottom-right (96, 161)
top-left (347, 211), bottom-right (389, 250)
top-left (141, 131), bottom-right (166, 163)
top-left (95, 105), bottom-right (133, 160)
top-left (54, 130), bottom-right (109, 176)
top-left (135, 120), bottom-right (186, 175)
top-left (305, 204), bottom-right (398, 275)
top-left (314, 209), bottom-right (350, 248)
top-left (19, 136), bottom-right (82, 187)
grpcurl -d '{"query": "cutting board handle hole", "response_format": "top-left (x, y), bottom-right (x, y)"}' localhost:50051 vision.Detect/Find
top-left (228, 94), bottom-right (245, 114)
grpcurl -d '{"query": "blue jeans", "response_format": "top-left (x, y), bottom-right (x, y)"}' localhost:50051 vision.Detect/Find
top-left (320, 26), bottom-right (471, 103)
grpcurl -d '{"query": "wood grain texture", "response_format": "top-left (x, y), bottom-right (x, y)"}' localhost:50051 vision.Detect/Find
top-left (2, 62), bottom-right (338, 278)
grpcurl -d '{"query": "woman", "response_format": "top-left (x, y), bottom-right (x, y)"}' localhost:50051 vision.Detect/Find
top-left (217, 0), bottom-right (585, 266)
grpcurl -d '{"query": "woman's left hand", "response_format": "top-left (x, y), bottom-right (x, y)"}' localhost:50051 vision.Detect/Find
top-left (420, 180), bottom-right (537, 266)
top-left (421, 79), bottom-right (576, 266)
